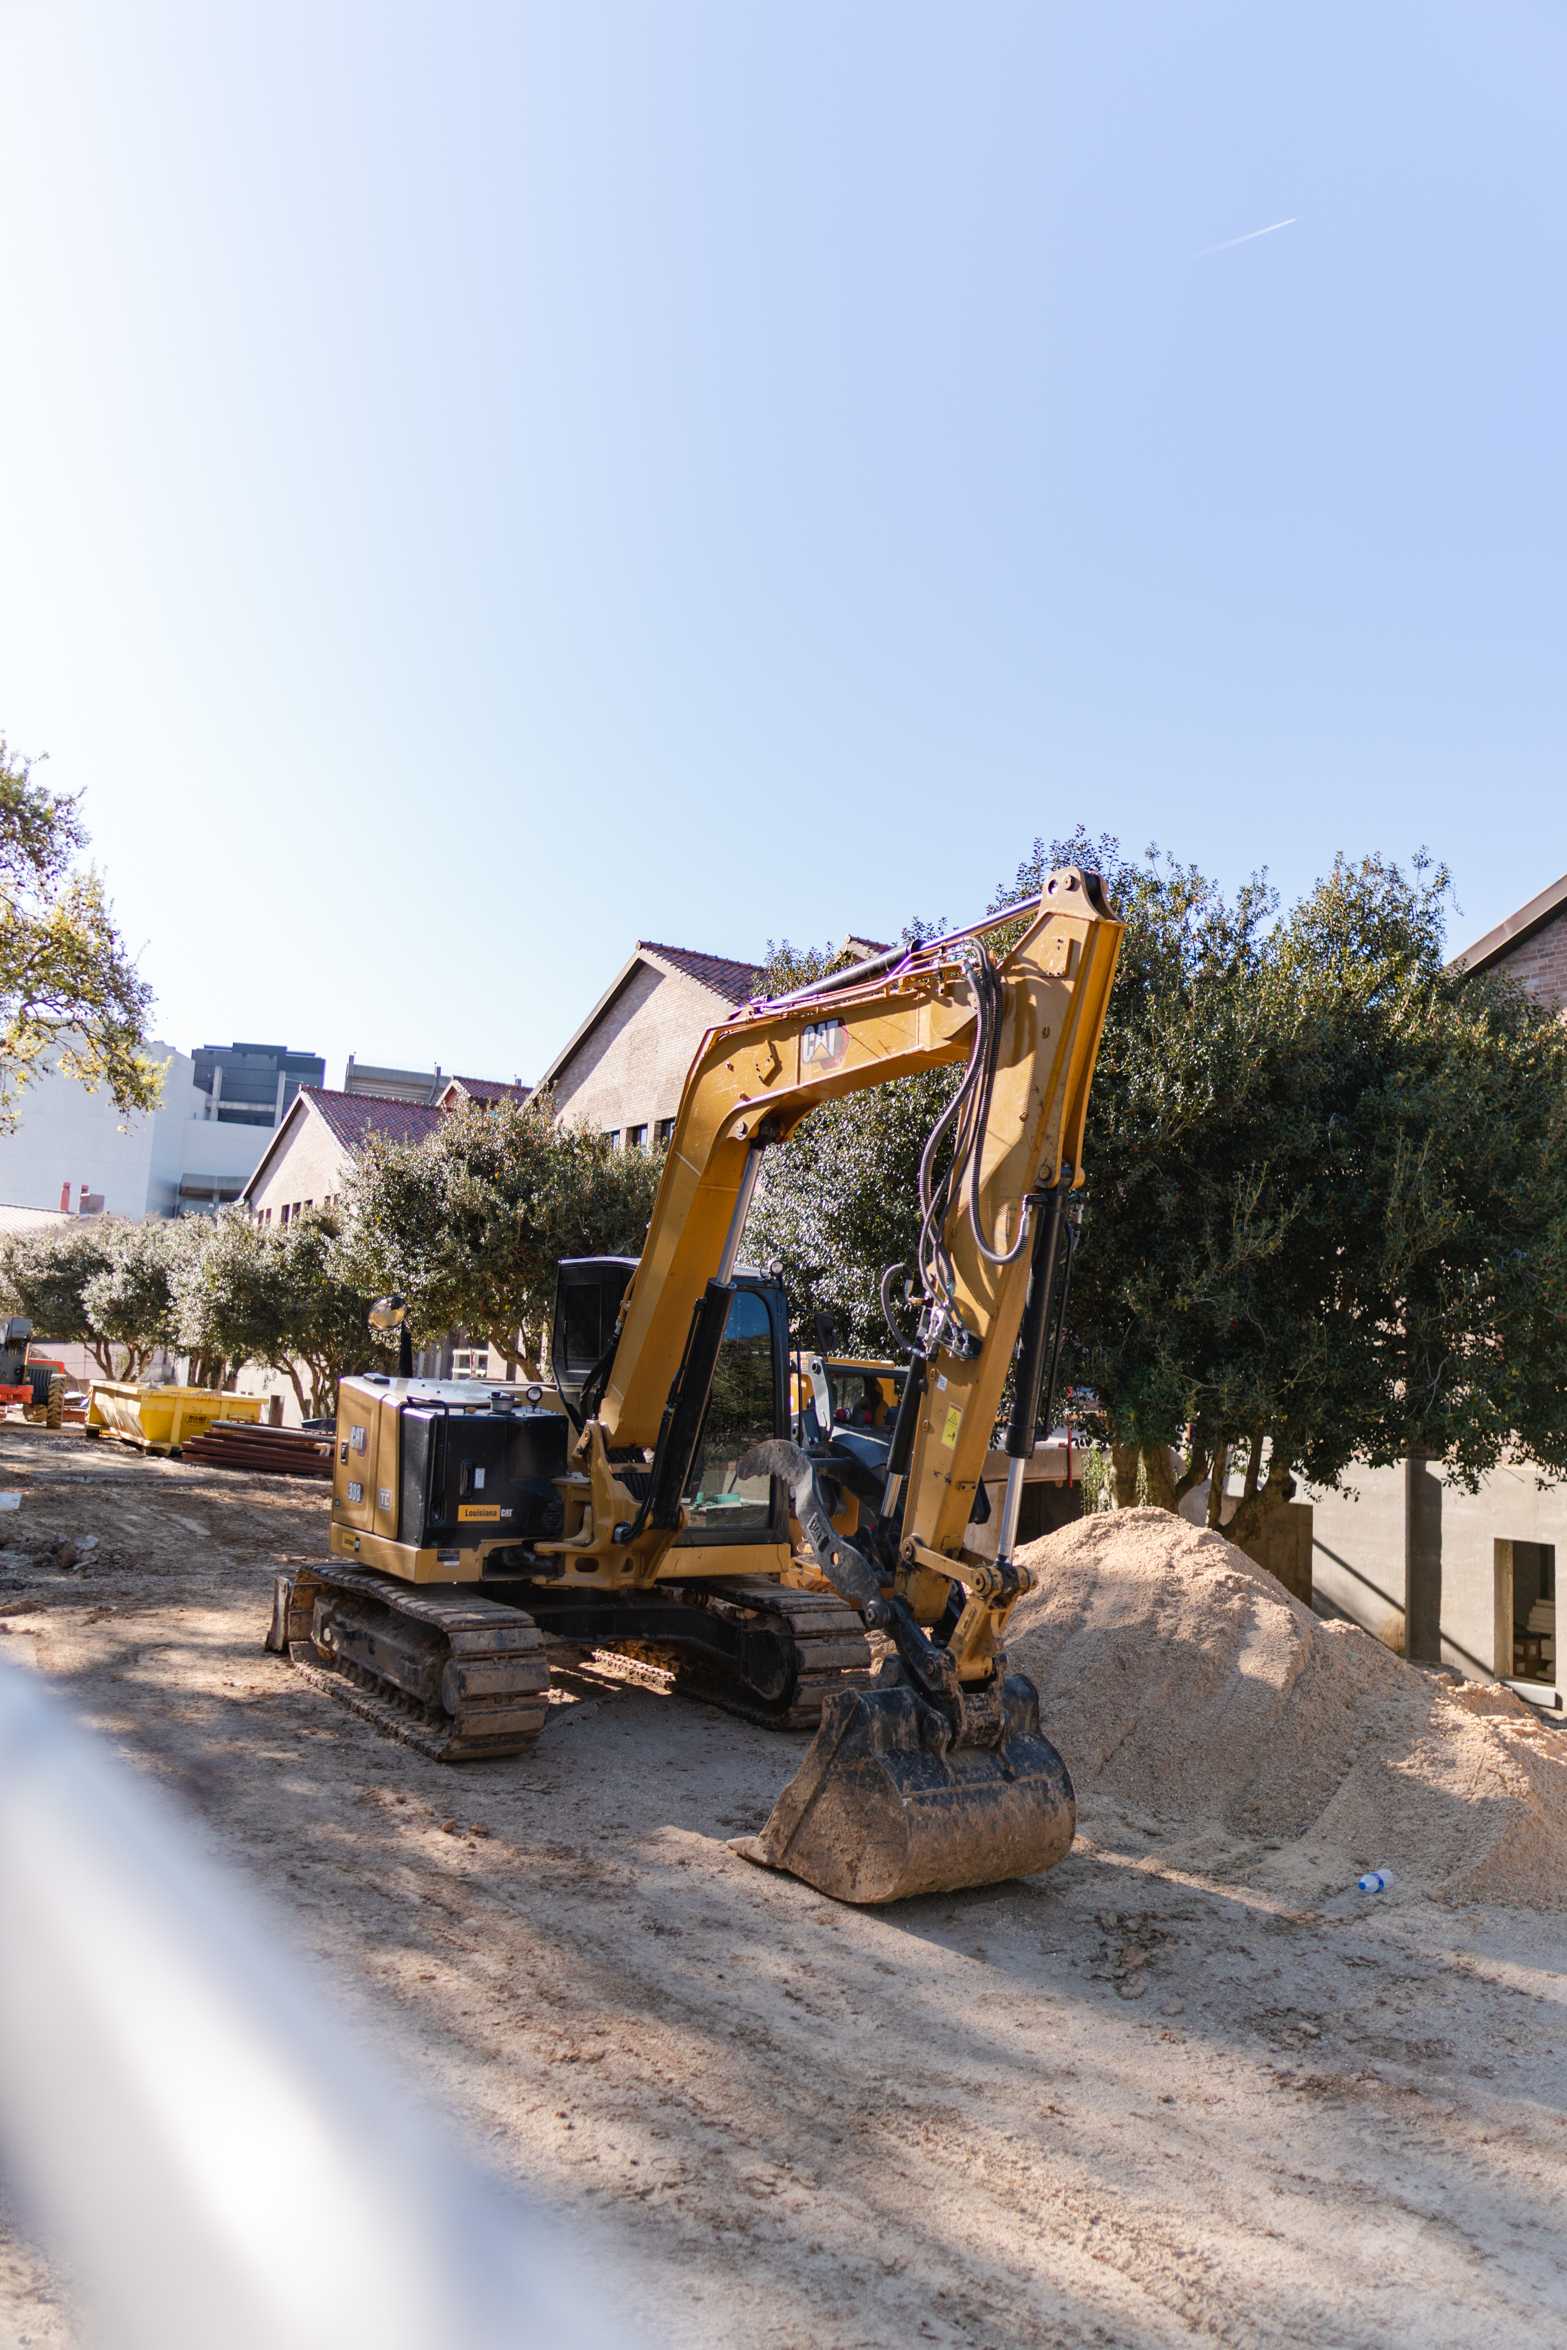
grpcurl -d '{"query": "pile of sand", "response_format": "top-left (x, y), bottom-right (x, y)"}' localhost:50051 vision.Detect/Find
top-left (1008, 1509), bottom-right (1567, 1907)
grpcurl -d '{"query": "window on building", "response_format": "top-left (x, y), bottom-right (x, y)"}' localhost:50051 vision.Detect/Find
top-left (280, 1203), bottom-right (292, 1227)
top-left (626, 1124), bottom-right (648, 1150)
top-left (605, 1130), bottom-right (621, 1149)
top-left (656, 1118), bottom-right (675, 1147)
top-left (1498, 1538), bottom-right (1556, 1682)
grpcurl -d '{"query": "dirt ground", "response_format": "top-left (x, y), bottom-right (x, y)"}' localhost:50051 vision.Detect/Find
top-left (2, 1420), bottom-right (1566, 2349)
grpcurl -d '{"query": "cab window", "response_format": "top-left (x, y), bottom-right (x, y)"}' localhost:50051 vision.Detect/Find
top-left (682, 1289), bottom-right (779, 1540)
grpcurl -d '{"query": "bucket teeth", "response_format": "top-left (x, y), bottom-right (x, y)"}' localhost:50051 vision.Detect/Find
top-left (735, 1673), bottom-right (1075, 1905)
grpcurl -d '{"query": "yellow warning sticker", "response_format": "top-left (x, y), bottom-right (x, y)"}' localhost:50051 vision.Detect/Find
top-left (458, 1503), bottom-right (502, 1523)
top-left (941, 1405), bottom-right (962, 1450)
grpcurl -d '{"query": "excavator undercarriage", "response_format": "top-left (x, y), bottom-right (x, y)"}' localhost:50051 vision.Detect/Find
top-left (267, 870), bottom-right (1123, 1903)
top-left (267, 1562), bottom-right (874, 1750)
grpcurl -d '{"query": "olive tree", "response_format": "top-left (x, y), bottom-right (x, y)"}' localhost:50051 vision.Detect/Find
top-left (0, 1217), bottom-right (119, 1372)
top-left (340, 1094), bottom-right (664, 1376)
top-left (1004, 832), bottom-right (1567, 1559)
top-left (171, 1205), bottom-right (386, 1415)
top-left (81, 1217), bottom-right (182, 1378)
top-left (0, 737), bottom-right (160, 1129)
top-left (748, 830), bottom-right (1567, 1574)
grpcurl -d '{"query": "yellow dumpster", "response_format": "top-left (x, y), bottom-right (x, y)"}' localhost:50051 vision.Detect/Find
top-left (84, 1383), bottom-right (267, 1455)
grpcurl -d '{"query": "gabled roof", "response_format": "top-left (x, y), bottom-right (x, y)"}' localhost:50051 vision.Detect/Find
top-left (634, 941), bottom-right (762, 1000)
top-left (1450, 870), bottom-right (1567, 976)
top-left (308, 1089), bottom-right (446, 1151)
top-left (240, 1087), bottom-right (444, 1202)
top-left (438, 1074), bottom-right (532, 1108)
top-left (536, 940), bottom-right (761, 1094)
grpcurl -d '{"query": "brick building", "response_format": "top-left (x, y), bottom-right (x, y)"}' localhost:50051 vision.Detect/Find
top-left (536, 941), bottom-right (762, 1146)
top-left (535, 935), bottom-right (890, 1147)
top-left (1448, 868), bottom-right (1567, 1011)
top-left (435, 1076), bottom-right (532, 1111)
top-left (1309, 869), bottom-right (1567, 1707)
top-left (240, 1089), bottom-right (444, 1230)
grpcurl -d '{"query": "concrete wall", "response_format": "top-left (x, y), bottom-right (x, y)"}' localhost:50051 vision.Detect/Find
top-left (146, 1060), bottom-right (271, 1213)
top-left (1310, 1457), bottom-right (1567, 1701)
top-left (549, 962), bottom-right (728, 1139)
top-left (1486, 904), bottom-right (1567, 1013)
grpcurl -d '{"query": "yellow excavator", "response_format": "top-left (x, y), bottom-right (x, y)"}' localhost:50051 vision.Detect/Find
top-left (266, 869), bottom-right (1122, 1902)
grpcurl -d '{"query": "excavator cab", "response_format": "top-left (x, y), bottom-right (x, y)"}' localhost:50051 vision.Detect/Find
top-left (553, 1256), bottom-right (792, 1546)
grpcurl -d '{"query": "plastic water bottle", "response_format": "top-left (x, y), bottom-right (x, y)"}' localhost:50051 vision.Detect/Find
top-left (1356, 1868), bottom-right (1393, 1894)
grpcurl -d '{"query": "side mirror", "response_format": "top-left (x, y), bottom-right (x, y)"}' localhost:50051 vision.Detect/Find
top-left (368, 1294), bottom-right (409, 1336)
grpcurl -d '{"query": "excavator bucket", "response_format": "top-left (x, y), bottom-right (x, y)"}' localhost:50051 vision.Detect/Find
top-left (734, 1671), bottom-right (1075, 1905)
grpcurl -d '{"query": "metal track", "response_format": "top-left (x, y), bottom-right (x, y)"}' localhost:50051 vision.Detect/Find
top-left (603, 1578), bottom-right (873, 1730)
top-left (267, 1562), bottom-right (549, 1762)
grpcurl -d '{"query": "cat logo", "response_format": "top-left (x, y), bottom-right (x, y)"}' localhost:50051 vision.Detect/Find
top-left (800, 1018), bottom-right (848, 1074)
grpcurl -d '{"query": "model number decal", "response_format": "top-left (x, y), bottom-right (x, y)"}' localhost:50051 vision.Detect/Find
top-left (458, 1503), bottom-right (504, 1523)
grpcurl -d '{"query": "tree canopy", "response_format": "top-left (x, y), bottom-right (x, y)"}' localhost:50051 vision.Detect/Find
top-left (0, 1217), bottom-right (119, 1372)
top-left (80, 1217), bottom-right (182, 1378)
top-left (0, 738), bottom-right (160, 1130)
top-left (169, 1205), bottom-right (387, 1415)
top-left (751, 835), bottom-right (1567, 1558)
top-left (340, 1095), bottom-right (664, 1374)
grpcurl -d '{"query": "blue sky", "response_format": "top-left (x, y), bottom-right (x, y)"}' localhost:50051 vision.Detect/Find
top-left (4, 1), bottom-right (1563, 1087)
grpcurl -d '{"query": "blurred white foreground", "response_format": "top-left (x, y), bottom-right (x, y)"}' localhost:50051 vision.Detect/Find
top-left (0, 1658), bottom-right (634, 2350)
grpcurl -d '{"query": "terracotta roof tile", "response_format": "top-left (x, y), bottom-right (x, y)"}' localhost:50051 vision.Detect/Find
top-left (303, 1088), bottom-right (446, 1153)
top-left (445, 1075), bottom-right (531, 1104)
top-left (637, 941), bottom-right (762, 1002)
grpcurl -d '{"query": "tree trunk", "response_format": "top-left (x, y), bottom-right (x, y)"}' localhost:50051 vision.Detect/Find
top-left (1241, 1428), bottom-right (1264, 1502)
top-left (1139, 1443), bottom-right (1179, 1513)
top-left (487, 1327), bottom-right (533, 1382)
top-left (284, 1361), bottom-right (311, 1418)
top-left (1110, 1443), bottom-right (1142, 1509)
top-left (1404, 1451), bottom-right (1443, 1666)
top-left (1226, 1446), bottom-right (1293, 1565)
top-left (1205, 1442), bottom-right (1230, 1528)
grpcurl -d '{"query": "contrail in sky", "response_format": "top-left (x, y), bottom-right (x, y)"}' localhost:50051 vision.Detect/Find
top-left (1199, 216), bottom-right (1298, 256)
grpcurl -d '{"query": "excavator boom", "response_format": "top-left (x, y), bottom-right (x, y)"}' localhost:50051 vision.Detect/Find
top-left (592, 866), bottom-right (1124, 1901)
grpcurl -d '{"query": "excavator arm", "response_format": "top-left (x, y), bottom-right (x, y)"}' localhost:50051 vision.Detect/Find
top-left (592, 867), bottom-right (1118, 1609)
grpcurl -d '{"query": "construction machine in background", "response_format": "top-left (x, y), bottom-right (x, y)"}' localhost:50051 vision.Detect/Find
top-left (793, 1350), bottom-right (1082, 1555)
top-left (267, 869), bottom-right (1123, 1902)
top-left (0, 1319), bottom-right (70, 1425)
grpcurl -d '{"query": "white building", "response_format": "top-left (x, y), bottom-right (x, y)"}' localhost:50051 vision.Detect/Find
top-left (0, 1039), bottom-right (324, 1220)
